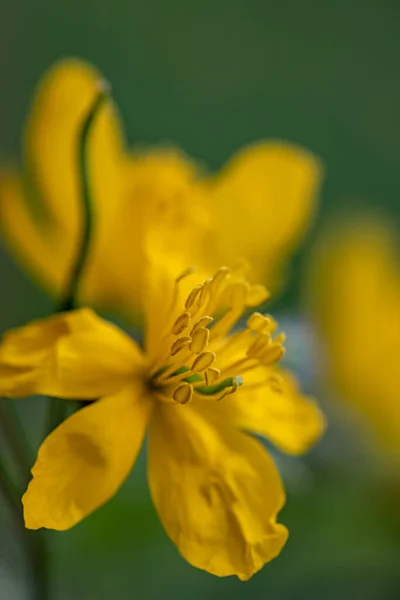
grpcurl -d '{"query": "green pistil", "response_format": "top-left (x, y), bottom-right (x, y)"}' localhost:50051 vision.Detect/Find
top-left (152, 366), bottom-right (243, 395)
top-left (195, 376), bottom-right (243, 395)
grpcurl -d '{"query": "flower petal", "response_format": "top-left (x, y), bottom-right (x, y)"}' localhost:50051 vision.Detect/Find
top-left (202, 141), bottom-right (323, 285)
top-left (308, 218), bottom-right (400, 454)
top-left (0, 59), bottom-right (126, 300)
top-left (0, 309), bottom-right (143, 399)
top-left (23, 384), bottom-right (151, 530)
top-left (0, 171), bottom-right (67, 292)
top-left (148, 403), bottom-right (288, 580)
top-left (223, 368), bottom-right (325, 455)
top-left (94, 150), bottom-right (209, 322)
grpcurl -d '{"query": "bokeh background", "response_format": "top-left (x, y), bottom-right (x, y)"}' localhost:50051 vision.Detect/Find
top-left (0, 1), bottom-right (400, 598)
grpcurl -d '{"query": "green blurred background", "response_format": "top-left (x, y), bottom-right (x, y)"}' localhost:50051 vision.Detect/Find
top-left (0, 0), bottom-right (399, 598)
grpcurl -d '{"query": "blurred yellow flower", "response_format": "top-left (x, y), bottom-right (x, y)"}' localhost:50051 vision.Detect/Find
top-left (0, 265), bottom-right (324, 579)
top-left (309, 217), bottom-right (400, 457)
top-left (0, 59), bottom-right (322, 321)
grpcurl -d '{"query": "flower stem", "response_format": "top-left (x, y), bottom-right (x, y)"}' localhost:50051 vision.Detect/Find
top-left (0, 444), bottom-right (50, 598)
top-left (0, 399), bottom-right (33, 485)
top-left (46, 81), bottom-right (110, 435)
top-left (58, 81), bottom-right (110, 313)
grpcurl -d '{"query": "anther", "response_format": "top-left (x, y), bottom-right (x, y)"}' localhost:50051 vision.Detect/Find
top-left (198, 278), bottom-right (212, 307)
top-left (170, 336), bottom-right (192, 356)
top-left (259, 344), bottom-right (286, 365)
top-left (216, 385), bottom-right (239, 401)
top-left (247, 333), bottom-right (271, 358)
top-left (176, 266), bottom-right (196, 283)
top-left (247, 312), bottom-right (269, 331)
top-left (209, 266), bottom-right (230, 295)
top-left (190, 316), bottom-right (213, 335)
top-left (172, 312), bottom-right (191, 335)
top-left (246, 284), bottom-right (271, 306)
top-left (173, 382), bottom-right (193, 404)
top-left (189, 327), bottom-right (209, 354)
top-left (192, 351), bottom-right (216, 372)
top-left (185, 285), bottom-right (203, 310)
top-left (205, 367), bottom-right (220, 385)
top-left (229, 281), bottom-right (249, 311)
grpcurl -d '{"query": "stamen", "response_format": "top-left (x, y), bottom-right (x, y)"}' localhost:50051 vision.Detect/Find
top-left (258, 344), bottom-right (285, 365)
top-left (172, 312), bottom-right (191, 335)
top-left (190, 316), bottom-right (213, 335)
top-left (173, 382), bottom-right (193, 404)
top-left (246, 284), bottom-right (270, 306)
top-left (215, 385), bottom-right (240, 401)
top-left (147, 263), bottom-right (286, 407)
top-left (185, 285), bottom-right (203, 310)
top-left (176, 266), bottom-right (196, 283)
top-left (205, 367), bottom-right (220, 385)
top-left (170, 336), bottom-right (192, 356)
top-left (192, 351), bottom-right (216, 372)
top-left (189, 327), bottom-right (209, 354)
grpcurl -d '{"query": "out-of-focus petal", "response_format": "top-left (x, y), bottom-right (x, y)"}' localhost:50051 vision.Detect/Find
top-left (201, 141), bottom-right (323, 286)
top-left (0, 58), bottom-right (126, 300)
top-left (309, 218), bottom-right (400, 454)
top-left (0, 171), bottom-right (68, 292)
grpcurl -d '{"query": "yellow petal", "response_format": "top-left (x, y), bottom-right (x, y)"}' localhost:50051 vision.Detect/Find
top-left (0, 171), bottom-right (67, 292)
top-left (223, 368), bottom-right (325, 455)
top-left (148, 403), bottom-right (288, 580)
top-left (0, 58), bottom-right (126, 300)
top-left (94, 149), bottom-right (209, 321)
top-left (23, 384), bottom-right (151, 530)
top-left (201, 141), bottom-right (323, 285)
top-left (309, 218), bottom-right (400, 454)
top-left (0, 308), bottom-right (143, 399)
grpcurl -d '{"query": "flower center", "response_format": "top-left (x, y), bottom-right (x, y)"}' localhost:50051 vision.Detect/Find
top-left (147, 266), bottom-right (286, 405)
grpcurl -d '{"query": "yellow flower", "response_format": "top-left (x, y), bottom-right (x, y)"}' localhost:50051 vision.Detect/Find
top-left (0, 59), bottom-right (322, 321)
top-left (308, 217), bottom-right (400, 457)
top-left (0, 265), bottom-right (324, 579)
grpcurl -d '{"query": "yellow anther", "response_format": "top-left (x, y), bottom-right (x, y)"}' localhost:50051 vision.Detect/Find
top-left (205, 367), bottom-right (220, 385)
top-left (231, 257), bottom-right (251, 277)
top-left (216, 385), bottom-right (239, 401)
top-left (229, 281), bottom-right (249, 311)
top-left (189, 327), bottom-right (210, 354)
top-left (185, 285), bottom-right (203, 310)
top-left (190, 316), bottom-right (213, 335)
top-left (273, 332), bottom-right (286, 345)
top-left (172, 312), bottom-right (191, 335)
top-left (259, 344), bottom-right (286, 366)
top-left (247, 312), bottom-right (268, 331)
top-left (176, 266), bottom-right (196, 283)
top-left (246, 284), bottom-right (270, 307)
top-left (170, 336), bottom-right (192, 356)
top-left (209, 266), bottom-right (230, 295)
top-left (192, 351), bottom-right (216, 372)
top-left (247, 333), bottom-right (271, 358)
top-left (198, 278), bottom-right (212, 307)
top-left (173, 382), bottom-right (193, 404)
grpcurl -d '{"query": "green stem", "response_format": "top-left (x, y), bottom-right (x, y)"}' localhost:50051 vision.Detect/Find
top-left (58, 82), bottom-right (109, 313)
top-left (0, 453), bottom-right (22, 517)
top-left (0, 447), bottom-right (49, 598)
top-left (46, 81), bottom-right (110, 435)
top-left (0, 399), bottom-right (33, 485)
